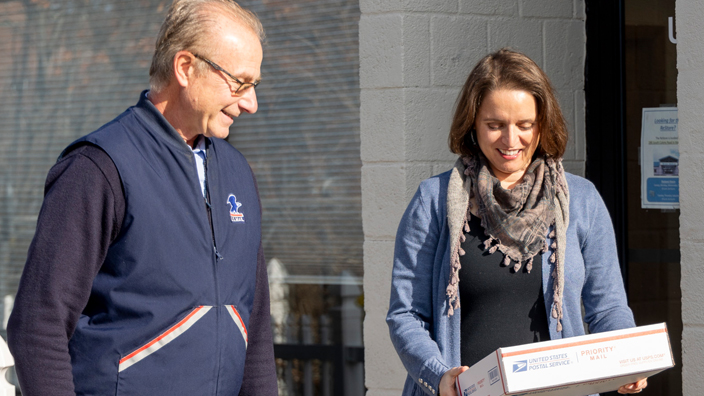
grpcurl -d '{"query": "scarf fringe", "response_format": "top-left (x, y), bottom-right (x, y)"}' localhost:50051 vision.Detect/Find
top-left (502, 255), bottom-right (511, 267)
top-left (526, 257), bottom-right (533, 273)
top-left (547, 157), bottom-right (569, 333)
top-left (446, 209), bottom-right (470, 316)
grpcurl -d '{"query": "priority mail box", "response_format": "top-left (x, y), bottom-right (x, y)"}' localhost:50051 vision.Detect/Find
top-left (456, 323), bottom-right (674, 396)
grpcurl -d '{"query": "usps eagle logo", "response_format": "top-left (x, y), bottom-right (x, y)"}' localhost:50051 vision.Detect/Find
top-left (512, 360), bottom-right (527, 373)
top-left (227, 194), bottom-right (245, 223)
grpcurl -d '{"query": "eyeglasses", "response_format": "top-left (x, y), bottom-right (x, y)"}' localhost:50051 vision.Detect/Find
top-left (193, 53), bottom-right (259, 94)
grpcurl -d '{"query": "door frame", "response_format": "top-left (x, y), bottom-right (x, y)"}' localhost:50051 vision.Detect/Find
top-left (584, 0), bottom-right (629, 283)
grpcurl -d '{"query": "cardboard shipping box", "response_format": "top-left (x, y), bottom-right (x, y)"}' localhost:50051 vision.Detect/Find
top-left (455, 323), bottom-right (674, 396)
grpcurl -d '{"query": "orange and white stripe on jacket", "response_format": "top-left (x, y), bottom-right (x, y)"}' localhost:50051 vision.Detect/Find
top-left (118, 305), bottom-right (212, 372)
top-left (226, 305), bottom-right (248, 348)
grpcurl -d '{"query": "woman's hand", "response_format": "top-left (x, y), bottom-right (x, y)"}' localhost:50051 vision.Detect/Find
top-left (439, 366), bottom-right (469, 396)
top-left (618, 378), bottom-right (648, 394)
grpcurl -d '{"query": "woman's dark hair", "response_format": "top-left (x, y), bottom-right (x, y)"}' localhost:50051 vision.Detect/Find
top-left (449, 48), bottom-right (568, 158)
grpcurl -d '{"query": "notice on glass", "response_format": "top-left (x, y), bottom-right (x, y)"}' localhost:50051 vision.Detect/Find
top-left (641, 107), bottom-right (679, 209)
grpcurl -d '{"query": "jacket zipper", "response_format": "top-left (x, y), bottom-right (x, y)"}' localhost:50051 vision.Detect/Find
top-left (202, 148), bottom-right (224, 394)
top-left (203, 156), bottom-right (223, 261)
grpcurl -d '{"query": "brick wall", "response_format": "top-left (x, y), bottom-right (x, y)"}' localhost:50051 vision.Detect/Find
top-left (359, 1), bottom-right (586, 394)
top-left (676, 0), bottom-right (704, 393)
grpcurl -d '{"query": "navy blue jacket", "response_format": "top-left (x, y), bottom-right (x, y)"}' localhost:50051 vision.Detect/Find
top-left (8, 92), bottom-right (276, 395)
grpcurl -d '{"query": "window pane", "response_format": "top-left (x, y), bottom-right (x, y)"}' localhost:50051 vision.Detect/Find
top-left (0, 0), bottom-right (163, 327)
top-left (0, 0), bottom-right (363, 393)
top-left (232, 1), bottom-right (364, 394)
top-left (233, 0), bottom-right (363, 282)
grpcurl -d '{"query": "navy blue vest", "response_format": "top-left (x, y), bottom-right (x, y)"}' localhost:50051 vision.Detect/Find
top-left (66, 92), bottom-right (262, 395)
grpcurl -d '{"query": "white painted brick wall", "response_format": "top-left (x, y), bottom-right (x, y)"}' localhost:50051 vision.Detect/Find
top-left (431, 15), bottom-right (488, 85)
top-left (488, 18), bottom-right (543, 63)
top-left (360, 1), bottom-right (586, 393)
top-left (677, 0), bottom-right (704, 393)
top-left (459, 0), bottom-right (517, 16)
top-left (522, 0), bottom-right (573, 19)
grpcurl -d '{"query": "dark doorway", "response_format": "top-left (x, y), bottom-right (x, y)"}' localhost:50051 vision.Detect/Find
top-left (585, 1), bottom-right (682, 395)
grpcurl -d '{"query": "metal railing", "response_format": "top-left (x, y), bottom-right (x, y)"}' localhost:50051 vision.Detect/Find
top-left (273, 313), bottom-right (364, 396)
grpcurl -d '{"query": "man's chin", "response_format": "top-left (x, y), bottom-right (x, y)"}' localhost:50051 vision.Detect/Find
top-left (205, 125), bottom-right (232, 140)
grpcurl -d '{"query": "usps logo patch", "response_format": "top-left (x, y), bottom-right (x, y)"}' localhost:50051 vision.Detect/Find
top-left (227, 194), bottom-right (245, 223)
top-left (513, 360), bottom-right (527, 373)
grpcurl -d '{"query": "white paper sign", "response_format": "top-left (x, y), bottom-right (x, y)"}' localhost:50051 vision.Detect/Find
top-left (641, 107), bottom-right (679, 209)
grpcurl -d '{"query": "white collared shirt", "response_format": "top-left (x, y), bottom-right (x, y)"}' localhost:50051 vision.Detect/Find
top-left (191, 136), bottom-right (207, 198)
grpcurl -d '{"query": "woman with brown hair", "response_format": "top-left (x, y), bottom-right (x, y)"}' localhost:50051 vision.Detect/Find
top-left (386, 49), bottom-right (647, 396)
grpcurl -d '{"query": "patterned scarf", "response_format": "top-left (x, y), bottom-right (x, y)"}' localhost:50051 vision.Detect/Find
top-left (445, 153), bottom-right (570, 332)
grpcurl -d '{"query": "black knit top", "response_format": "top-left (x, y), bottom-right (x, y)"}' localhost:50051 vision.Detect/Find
top-left (459, 213), bottom-right (550, 368)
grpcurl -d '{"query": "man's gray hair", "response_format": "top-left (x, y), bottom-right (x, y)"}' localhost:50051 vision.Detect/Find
top-left (149, 0), bottom-right (265, 93)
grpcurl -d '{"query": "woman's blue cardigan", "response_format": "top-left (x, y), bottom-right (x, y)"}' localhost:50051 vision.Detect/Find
top-left (386, 169), bottom-right (635, 396)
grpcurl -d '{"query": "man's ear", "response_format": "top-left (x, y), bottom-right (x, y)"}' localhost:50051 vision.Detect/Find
top-left (173, 51), bottom-right (195, 88)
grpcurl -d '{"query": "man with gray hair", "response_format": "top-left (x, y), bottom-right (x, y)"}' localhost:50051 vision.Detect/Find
top-left (7, 1), bottom-right (277, 394)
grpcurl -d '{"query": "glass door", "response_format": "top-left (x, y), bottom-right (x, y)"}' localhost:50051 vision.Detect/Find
top-left (624, 0), bottom-right (681, 394)
top-left (585, 1), bottom-right (681, 394)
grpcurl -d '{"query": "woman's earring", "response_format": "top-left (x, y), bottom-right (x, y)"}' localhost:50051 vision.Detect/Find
top-left (469, 129), bottom-right (478, 146)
